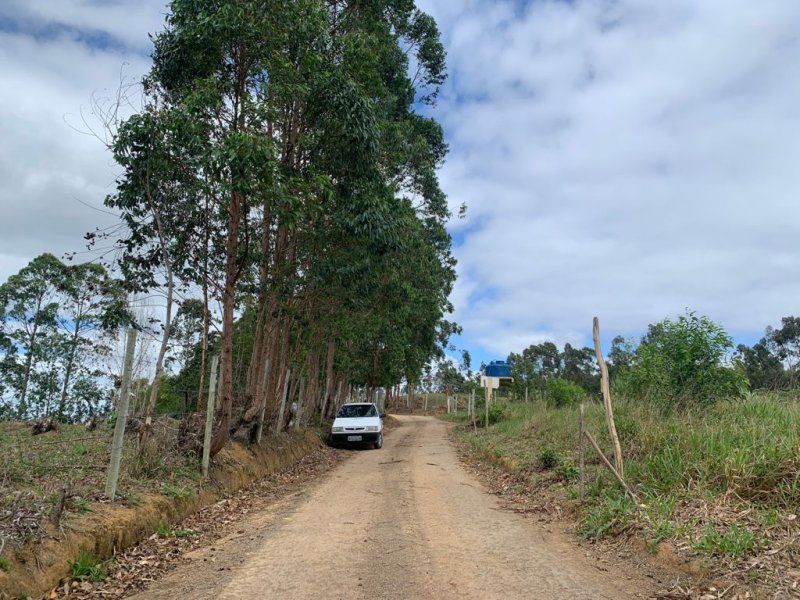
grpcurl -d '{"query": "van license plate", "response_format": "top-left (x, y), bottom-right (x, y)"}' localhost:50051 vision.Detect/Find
top-left (347, 435), bottom-right (362, 442)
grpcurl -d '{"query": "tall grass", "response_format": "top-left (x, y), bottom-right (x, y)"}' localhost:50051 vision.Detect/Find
top-left (452, 392), bottom-right (800, 551)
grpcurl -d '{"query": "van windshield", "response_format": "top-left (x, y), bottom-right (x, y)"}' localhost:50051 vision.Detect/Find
top-left (336, 405), bottom-right (377, 418)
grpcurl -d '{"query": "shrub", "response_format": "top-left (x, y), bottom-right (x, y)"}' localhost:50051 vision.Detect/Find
top-left (538, 447), bottom-right (560, 470)
top-left (476, 400), bottom-right (505, 426)
top-left (546, 378), bottom-right (584, 408)
top-left (618, 311), bottom-right (748, 408)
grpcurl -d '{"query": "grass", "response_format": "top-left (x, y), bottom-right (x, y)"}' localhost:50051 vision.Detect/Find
top-left (0, 557), bottom-right (10, 572)
top-left (0, 418), bottom-right (201, 549)
top-left (153, 521), bottom-right (196, 538)
top-left (690, 522), bottom-right (757, 557)
top-left (450, 392), bottom-right (800, 561)
top-left (160, 482), bottom-right (192, 498)
top-left (69, 552), bottom-right (108, 582)
top-left (70, 496), bottom-right (92, 514)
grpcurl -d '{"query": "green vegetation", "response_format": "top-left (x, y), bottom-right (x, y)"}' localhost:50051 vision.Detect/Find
top-left (452, 394), bottom-right (800, 560)
top-left (690, 522), bottom-right (757, 558)
top-left (69, 553), bottom-right (108, 582)
top-left (0, 419), bottom-right (202, 548)
top-left (616, 311), bottom-right (747, 407)
top-left (0, 557), bottom-right (10, 572)
top-left (0, 254), bottom-right (129, 421)
top-left (153, 522), bottom-right (195, 539)
top-left (545, 378), bottom-right (585, 408)
top-left (159, 482), bottom-right (192, 499)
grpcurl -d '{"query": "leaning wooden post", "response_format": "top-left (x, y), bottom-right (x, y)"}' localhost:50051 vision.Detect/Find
top-left (579, 402), bottom-right (585, 499)
top-left (525, 386), bottom-right (528, 403)
top-left (275, 368), bottom-right (291, 434)
top-left (593, 317), bottom-right (624, 478)
top-left (255, 358), bottom-right (271, 444)
top-left (105, 327), bottom-right (137, 501)
top-left (584, 431), bottom-right (638, 503)
top-left (202, 354), bottom-right (220, 479)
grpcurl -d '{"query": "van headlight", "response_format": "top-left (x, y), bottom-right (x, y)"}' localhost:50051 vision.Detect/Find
top-left (332, 427), bottom-right (344, 432)
top-left (365, 426), bottom-right (378, 432)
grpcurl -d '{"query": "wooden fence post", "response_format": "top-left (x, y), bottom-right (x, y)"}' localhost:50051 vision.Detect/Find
top-left (485, 384), bottom-right (490, 428)
top-left (202, 354), bottom-right (219, 479)
top-left (105, 327), bottom-right (137, 501)
top-left (579, 402), bottom-right (585, 499)
top-left (593, 317), bottom-right (624, 478)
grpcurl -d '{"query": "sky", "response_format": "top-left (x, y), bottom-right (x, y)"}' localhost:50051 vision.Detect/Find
top-left (2, 0), bottom-right (800, 368)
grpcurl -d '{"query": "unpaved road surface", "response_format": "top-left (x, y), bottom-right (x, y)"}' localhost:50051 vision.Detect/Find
top-left (131, 416), bottom-right (658, 599)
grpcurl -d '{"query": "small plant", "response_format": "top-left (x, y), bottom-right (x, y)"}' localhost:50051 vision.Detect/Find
top-left (160, 482), bottom-right (191, 498)
top-left (172, 527), bottom-right (197, 538)
top-left (0, 557), bottom-right (11, 572)
top-left (579, 492), bottom-right (634, 540)
top-left (154, 521), bottom-right (196, 538)
top-left (555, 460), bottom-right (579, 480)
top-left (482, 402), bottom-right (505, 426)
top-left (73, 442), bottom-right (89, 456)
top-left (71, 496), bottom-right (92, 514)
top-left (647, 519), bottom-right (675, 552)
top-left (691, 522), bottom-right (756, 557)
top-left (538, 448), bottom-right (560, 470)
top-left (545, 378), bottom-right (584, 408)
top-left (70, 553), bottom-right (107, 582)
top-left (758, 509), bottom-right (779, 527)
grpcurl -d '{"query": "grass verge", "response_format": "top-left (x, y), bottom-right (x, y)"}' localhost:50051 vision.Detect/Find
top-left (447, 393), bottom-right (800, 596)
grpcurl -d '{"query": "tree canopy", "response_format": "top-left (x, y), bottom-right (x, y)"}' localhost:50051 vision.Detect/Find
top-left (105, 0), bottom-right (456, 452)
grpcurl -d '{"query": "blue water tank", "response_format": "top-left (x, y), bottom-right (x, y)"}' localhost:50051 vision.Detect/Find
top-left (484, 361), bottom-right (511, 378)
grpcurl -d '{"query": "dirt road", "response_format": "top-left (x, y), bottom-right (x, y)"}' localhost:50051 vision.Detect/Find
top-left (130, 416), bottom-right (657, 599)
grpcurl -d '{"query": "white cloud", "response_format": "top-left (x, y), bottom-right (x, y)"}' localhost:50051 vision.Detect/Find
top-left (418, 0), bottom-right (800, 358)
top-left (0, 2), bottom-right (161, 282)
top-left (2, 0), bottom-right (800, 365)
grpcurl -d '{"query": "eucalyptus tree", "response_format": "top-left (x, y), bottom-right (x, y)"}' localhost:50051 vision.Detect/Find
top-left (109, 0), bottom-right (454, 451)
top-left (0, 253), bottom-right (63, 416)
top-left (55, 262), bottom-right (128, 419)
top-left (0, 255), bottom-right (128, 419)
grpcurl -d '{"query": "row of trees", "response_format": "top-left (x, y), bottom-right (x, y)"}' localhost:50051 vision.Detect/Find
top-left (1, 1), bottom-right (457, 456)
top-left (99, 0), bottom-right (456, 453)
top-left (424, 311), bottom-right (800, 410)
top-left (0, 254), bottom-right (128, 420)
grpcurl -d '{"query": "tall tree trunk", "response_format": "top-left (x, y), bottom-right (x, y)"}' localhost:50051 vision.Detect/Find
top-left (57, 314), bottom-right (82, 419)
top-left (243, 201), bottom-right (274, 418)
top-left (17, 295), bottom-right (44, 417)
top-left (196, 202), bottom-right (211, 413)
top-left (210, 188), bottom-right (242, 458)
top-left (140, 265), bottom-right (174, 446)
